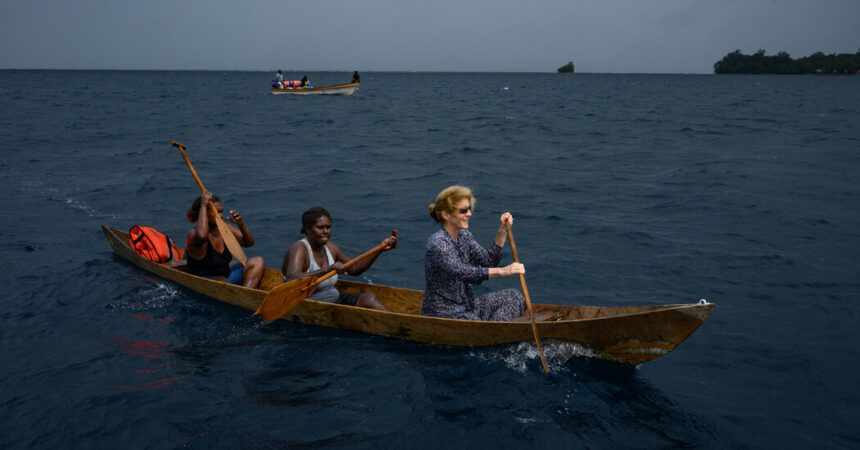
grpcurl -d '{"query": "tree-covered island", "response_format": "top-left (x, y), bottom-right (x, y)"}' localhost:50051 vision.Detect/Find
top-left (557, 61), bottom-right (575, 73)
top-left (714, 49), bottom-right (860, 74)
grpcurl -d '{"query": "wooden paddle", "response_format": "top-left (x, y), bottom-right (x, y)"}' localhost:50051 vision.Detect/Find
top-left (505, 221), bottom-right (549, 373)
top-left (254, 231), bottom-right (398, 321)
top-left (171, 140), bottom-right (248, 266)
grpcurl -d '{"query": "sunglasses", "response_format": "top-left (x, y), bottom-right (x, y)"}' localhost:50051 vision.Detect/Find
top-left (457, 206), bottom-right (472, 214)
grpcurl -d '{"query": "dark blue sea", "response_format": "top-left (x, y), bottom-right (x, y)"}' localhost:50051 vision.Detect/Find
top-left (1, 70), bottom-right (859, 449)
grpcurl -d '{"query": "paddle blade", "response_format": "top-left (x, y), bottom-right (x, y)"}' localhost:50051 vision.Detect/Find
top-left (254, 276), bottom-right (317, 321)
top-left (214, 215), bottom-right (248, 266)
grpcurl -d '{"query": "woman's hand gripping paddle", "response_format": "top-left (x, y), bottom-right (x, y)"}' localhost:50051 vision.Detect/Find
top-left (506, 222), bottom-right (549, 373)
top-left (255, 231), bottom-right (397, 321)
top-left (171, 141), bottom-right (247, 266)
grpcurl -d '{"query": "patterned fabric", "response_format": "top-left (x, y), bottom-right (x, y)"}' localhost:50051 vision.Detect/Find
top-left (421, 228), bottom-right (525, 321)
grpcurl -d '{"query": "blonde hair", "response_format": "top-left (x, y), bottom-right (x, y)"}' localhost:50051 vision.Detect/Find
top-left (428, 185), bottom-right (475, 224)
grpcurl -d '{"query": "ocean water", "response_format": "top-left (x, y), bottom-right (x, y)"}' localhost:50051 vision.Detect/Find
top-left (1, 70), bottom-right (858, 449)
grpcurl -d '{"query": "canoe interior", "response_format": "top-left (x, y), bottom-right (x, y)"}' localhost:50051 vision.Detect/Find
top-left (115, 230), bottom-right (694, 322)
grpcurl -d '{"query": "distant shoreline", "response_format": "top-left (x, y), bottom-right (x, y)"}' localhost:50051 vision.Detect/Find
top-left (714, 49), bottom-right (860, 75)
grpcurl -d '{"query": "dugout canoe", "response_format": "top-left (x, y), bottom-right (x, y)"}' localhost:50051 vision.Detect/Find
top-left (103, 225), bottom-right (715, 365)
top-left (271, 82), bottom-right (358, 96)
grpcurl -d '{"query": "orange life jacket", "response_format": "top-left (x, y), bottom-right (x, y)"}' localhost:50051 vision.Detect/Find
top-left (129, 225), bottom-right (183, 263)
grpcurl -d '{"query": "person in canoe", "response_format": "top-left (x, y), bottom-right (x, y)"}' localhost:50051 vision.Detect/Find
top-left (281, 207), bottom-right (395, 311)
top-left (351, 71), bottom-right (360, 83)
top-left (185, 191), bottom-right (265, 288)
top-left (300, 75), bottom-right (310, 87)
top-left (274, 69), bottom-right (284, 88)
top-left (422, 185), bottom-right (526, 321)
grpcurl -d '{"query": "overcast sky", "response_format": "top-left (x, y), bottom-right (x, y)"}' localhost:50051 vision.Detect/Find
top-left (1, 0), bottom-right (858, 73)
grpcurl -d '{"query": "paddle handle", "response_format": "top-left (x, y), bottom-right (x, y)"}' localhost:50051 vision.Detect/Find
top-left (505, 221), bottom-right (549, 373)
top-left (173, 141), bottom-right (205, 192)
top-left (172, 140), bottom-right (248, 265)
top-left (314, 230), bottom-right (397, 286)
top-left (172, 140), bottom-right (223, 219)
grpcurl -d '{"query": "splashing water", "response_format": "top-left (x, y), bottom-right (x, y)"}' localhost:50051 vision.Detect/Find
top-left (470, 339), bottom-right (599, 374)
top-left (109, 282), bottom-right (180, 312)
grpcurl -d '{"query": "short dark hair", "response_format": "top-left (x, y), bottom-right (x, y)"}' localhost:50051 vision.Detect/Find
top-left (300, 207), bottom-right (331, 234)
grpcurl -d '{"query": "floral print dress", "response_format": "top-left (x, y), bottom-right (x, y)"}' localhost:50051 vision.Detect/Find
top-left (421, 228), bottom-right (525, 321)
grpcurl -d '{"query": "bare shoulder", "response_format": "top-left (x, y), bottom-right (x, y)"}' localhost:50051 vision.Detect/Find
top-left (285, 240), bottom-right (307, 257)
top-left (326, 242), bottom-right (347, 260)
top-left (283, 240), bottom-right (310, 273)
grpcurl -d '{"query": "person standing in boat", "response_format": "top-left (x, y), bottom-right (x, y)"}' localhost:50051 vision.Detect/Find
top-left (275, 69), bottom-right (284, 88)
top-left (422, 186), bottom-right (526, 321)
top-left (351, 71), bottom-right (360, 83)
top-left (185, 191), bottom-right (265, 288)
top-left (281, 207), bottom-right (395, 311)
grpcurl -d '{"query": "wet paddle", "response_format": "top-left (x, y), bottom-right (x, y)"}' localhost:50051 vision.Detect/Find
top-left (505, 221), bottom-right (549, 373)
top-left (171, 140), bottom-right (248, 266)
top-left (255, 231), bottom-right (397, 321)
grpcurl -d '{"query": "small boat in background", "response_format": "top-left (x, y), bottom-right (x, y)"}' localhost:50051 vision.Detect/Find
top-left (271, 82), bottom-right (358, 96)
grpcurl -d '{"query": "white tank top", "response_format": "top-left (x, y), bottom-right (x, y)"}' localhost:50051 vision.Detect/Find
top-left (300, 238), bottom-right (339, 302)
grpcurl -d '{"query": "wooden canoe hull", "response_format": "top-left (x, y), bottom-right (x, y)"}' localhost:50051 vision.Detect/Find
top-left (103, 225), bottom-right (715, 365)
top-left (271, 83), bottom-right (358, 96)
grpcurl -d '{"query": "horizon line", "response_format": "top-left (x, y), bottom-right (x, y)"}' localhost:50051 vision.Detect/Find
top-left (0, 67), bottom-right (713, 75)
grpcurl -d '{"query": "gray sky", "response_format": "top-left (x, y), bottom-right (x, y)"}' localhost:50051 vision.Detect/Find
top-left (1, 0), bottom-right (858, 73)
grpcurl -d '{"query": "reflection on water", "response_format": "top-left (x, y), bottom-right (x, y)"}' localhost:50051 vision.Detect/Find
top-left (100, 281), bottom-right (188, 393)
